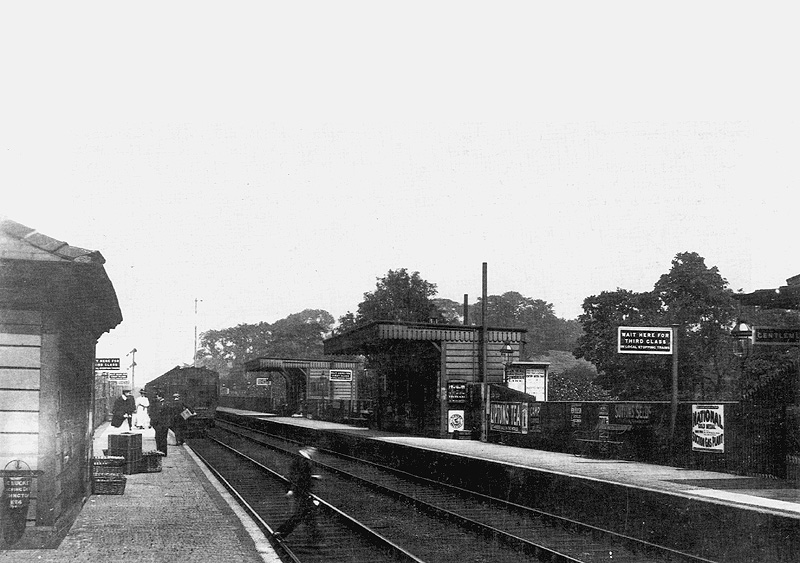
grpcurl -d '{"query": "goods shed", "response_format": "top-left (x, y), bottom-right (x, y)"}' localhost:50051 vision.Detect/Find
top-left (0, 219), bottom-right (121, 548)
top-left (324, 321), bottom-right (527, 438)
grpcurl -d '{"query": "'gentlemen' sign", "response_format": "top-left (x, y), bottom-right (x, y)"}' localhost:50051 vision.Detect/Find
top-left (753, 327), bottom-right (800, 346)
top-left (617, 327), bottom-right (673, 355)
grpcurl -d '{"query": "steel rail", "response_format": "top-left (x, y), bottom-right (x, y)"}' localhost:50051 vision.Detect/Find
top-left (214, 416), bottom-right (720, 563)
top-left (201, 434), bottom-right (426, 563)
top-left (190, 444), bottom-right (302, 563)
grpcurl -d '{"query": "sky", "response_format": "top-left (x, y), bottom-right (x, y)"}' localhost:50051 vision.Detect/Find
top-left (3, 3), bottom-right (799, 387)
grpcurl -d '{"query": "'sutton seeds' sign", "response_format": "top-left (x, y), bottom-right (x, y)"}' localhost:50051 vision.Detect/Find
top-left (617, 327), bottom-right (673, 355)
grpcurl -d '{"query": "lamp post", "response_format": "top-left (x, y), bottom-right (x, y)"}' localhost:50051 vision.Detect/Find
top-left (731, 319), bottom-right (753, 359)
top-left (731, 320), bottom-right (753, 398)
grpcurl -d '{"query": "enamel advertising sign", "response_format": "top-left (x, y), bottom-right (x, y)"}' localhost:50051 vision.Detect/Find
top-left (692, 404), bottom-right (725, 453)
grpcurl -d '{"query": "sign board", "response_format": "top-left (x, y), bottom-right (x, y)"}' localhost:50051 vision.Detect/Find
top-left (102, 371), bottom-right (128, 381)
top-left (525, 368), bottom-right (547, 401)
top-left (506, 364), bottom-right (548, 401)
top-left (617, 326), bottom-right (673, 355)
top-left (329, 369), bottom-right (352, 381)
top-left (2, 460), bottom-right (35, 510)
top-left (95, 358), bottom-right (120, 370)
top-left (692, 404), bottom-right (725, 453)
top-left (447, 410), bottom-right (465, 433)
top-left (570, 403), bottom-right (582, 427)
top-left (447, 380), bottom-right (467, 403)
top-left (753, 327), bottom-right (800, 346)
top-left (489, 401), bottom-right (528, 433)
top-left (528, 403), bottom-right (542, 433)
top-left (331, 380), bottom-right (352, 400)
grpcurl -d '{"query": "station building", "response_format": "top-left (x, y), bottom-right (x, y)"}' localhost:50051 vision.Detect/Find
top-left (0, 219), bottom-right (121, 547)
top-left (236, 356), bottom-right (366, 419)
top-left (323, 320), bottom-right (527, 438)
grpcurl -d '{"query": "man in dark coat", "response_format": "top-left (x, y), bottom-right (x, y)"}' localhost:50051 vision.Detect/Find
top-left (110, 389), bottom-right (136, 431)
top-left (148, 391), bottom-right (169, 456)
top-left (168, 393), bottom-right (194, 446)
top-left (273, 447), bottom-right (321, 541)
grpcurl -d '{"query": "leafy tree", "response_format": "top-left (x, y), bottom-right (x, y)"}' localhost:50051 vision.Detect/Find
top-left (338, 268), bottom-right (443, 328)
top-left (736, 307), bottom-right (800, 398)
top-left (548, 363), bottom-right (614, 401)
top-left (196, 321), bottom-right (273, 377)
top-left (269, 309), bottom-right (335, 357)
top-left (575, 252), bottom-right (743, 400)
top-left (472, 291), bottom-right (581, 355)
top-left (197, 308), bottom-right (335, 377)
top-left (431, 298), bottom-right (464, 324)
top-left (653, 252), bottom-right (738, 398)
top-left (574, 288), bottom-right (666, 399)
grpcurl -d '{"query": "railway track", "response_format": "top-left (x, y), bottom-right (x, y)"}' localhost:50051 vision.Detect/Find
top-left (190, 436), bottom-right (420, 563)
top-left (190, 419), bottom-right (721, 563)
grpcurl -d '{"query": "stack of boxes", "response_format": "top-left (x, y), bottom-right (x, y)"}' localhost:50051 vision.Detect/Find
top-left (91, 456), bottom-right (126, 494)
top-left (107, 433), bottom-right (143, 475)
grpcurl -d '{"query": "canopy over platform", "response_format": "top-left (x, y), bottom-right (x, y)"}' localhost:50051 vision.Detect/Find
top-left (243, 357), bottom-right (362, 372)
top-left (324, 320), bottom-right (526, 356)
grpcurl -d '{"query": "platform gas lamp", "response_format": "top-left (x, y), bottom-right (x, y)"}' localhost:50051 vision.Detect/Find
top-left (731, 320), bottom-right (753, 359)
top-left (500, 341), bottom-right (513, 383)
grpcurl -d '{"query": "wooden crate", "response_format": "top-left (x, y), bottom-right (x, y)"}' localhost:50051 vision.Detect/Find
top-left (108, 433), bottom-right (143, 459)
top-left (141, 451), bottom-right (163, 473)
top-left (92, 456), bottom-right (125, 476)
top-left (92, 475), bottom-right (126, 495)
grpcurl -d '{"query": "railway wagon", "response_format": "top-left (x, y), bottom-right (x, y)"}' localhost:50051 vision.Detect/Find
top-left (144, 366), bottom-right (219, 436)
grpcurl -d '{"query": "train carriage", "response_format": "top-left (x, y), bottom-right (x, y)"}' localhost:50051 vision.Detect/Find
top-left (144, 366), bottom-right (219, 437)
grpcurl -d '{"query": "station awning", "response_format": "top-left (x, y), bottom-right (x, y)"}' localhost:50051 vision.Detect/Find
top-left (243, 357), bottom-right (362, 372)
top-left (324, 320), bottom-right (526, 355)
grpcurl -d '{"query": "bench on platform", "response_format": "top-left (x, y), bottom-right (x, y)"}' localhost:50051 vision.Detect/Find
top-left (573, 422), bottom-right (632, 458)
top-left (342, 416), bottom-right (369, 427)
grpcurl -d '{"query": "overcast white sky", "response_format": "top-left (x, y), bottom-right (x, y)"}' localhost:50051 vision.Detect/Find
top-left (3, 3), bottom-right (799, 387)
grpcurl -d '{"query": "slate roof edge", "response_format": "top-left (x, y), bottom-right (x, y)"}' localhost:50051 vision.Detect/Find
top-left (0, 217), bottom-right (105, 264)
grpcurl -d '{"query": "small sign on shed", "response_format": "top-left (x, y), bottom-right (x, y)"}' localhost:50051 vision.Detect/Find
top-left (329, 369), bottom-right (352, 381)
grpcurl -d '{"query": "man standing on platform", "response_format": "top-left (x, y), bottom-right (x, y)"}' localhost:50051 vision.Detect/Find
top-left (148, 391), bottom-right (169, 456)
top-left (110, 388), bottom-right (136, 432)
top-left (169, 393), bottom-right (194, 446)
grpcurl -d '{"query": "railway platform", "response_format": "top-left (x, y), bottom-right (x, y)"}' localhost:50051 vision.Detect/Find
top-left (219, 407), bottom-right (800, 561)
top-left (0, 422), bottom-right (280, 563)
top-left (220, 407), bottom-right (800, 517)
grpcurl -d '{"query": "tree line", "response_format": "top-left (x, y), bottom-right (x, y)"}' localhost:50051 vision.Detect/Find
top-left (197, 256), bottom-right (800, 402)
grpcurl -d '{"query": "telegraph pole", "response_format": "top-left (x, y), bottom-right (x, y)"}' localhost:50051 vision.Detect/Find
top-left (127, 348), bottom-right (137, 391)
top-left (193, 298), bottom-right (203, 367)
top-left (480, 262), bottom-right (488, 442)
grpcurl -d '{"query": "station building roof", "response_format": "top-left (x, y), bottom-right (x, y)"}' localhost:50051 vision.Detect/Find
top-left (244, 356), bottom-right (364, 372)
top-left (0, 218), bottom-right (107, 263)
top-left (0, 217), bottom-right (122, 336)
top-left (734, 274), bottom-right (800, 310)
top-left (323, 320), bottom-right (527, 355)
